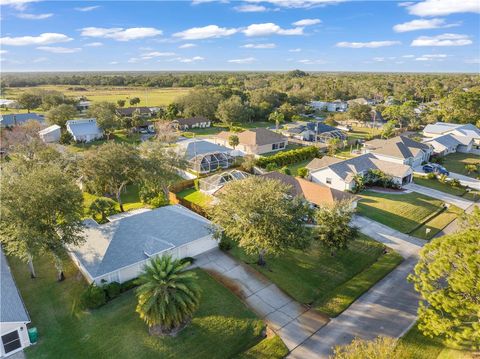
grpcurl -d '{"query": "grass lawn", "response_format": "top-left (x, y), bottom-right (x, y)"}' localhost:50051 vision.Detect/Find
top-left (176, 187), bottom-right (213, 207)
top-left (443, 152), bottom-right (480, 178)
top-left (411, 205), bottom-right (463, 240)
top-left (281, 159), bottom-right (311, 176)
top-left (229, 234), bottom-right (399, 315)
top-left (236, 335), bottom-right (288, 359)
top-left (4, 85), bottom-right (190, 107)
top-left (357, 191), bottom-right (447, 234)
top-left (413, 175), bottom-right (480, 201)
top-left (69, 130), bottom-right (142, 152)
top-left (9, 253), bottom-right (277, 359)
top-left (347, 126), bottom-right (381, 141)
top-left (399, 324), bottom-right (475, 359)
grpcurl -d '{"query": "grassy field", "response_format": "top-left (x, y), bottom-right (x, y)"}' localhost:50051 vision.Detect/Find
top-left (357, 191), bottom-right (449, 234)
top-left (229, 234), bottom-right (399, 316)
top-left (176, 188), bottom-right (213, 207)
top-left (9, 253), bottom-right (279, 359)
top-left (399, 324), bottom-right (475, 359)
top-left (2, 85), bottom-right (190, 108)
top-left (443, 153), bottom-right (480, 178)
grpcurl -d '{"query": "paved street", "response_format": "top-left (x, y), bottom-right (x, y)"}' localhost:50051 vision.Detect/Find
top-left (404, 182), bottom-right (474, 210)
top-left (193, 249), bottom-right (329, 351)
top-left (288, 216), bottom-right (424, 358)
top-left (449, 172), bottom-right (480, 191)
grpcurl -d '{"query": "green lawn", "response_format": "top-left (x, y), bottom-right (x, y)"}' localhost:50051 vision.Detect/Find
top-left (69, 130), bottom-right (142, 152)
top-left (399, 324), bottom-right (475, 359)
top-left (230, 234), bottom-right (398, 315)
top-left (443, 153), bottom-right (480, 178)
top-left (411, 205), bottom-right (463, 239)
top-left (413, 175), bottom-right (480, 201)
top-left (280, 159), bottom-right (311, 176)
top-left (347, 126), bottom-right (381, 141)
top-left (9, 254), bottom-right (279, 359)
top-left (176, 187), bottom-right (213, 207)
top-left (357, 191), bottom-right (448, 234)
top-left (236, 335), bottom-right (289, 359)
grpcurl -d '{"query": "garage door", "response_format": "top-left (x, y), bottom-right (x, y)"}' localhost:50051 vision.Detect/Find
top-left (2, 330), bottom-right (21, 355)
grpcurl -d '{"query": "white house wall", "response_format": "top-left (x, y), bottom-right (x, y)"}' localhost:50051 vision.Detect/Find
top-left (310, 168), bottom-right (350, 191)
top-left (0, 322), bottom-right (30, 357)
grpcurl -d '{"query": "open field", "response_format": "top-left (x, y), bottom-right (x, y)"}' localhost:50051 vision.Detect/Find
top-left (357, 191), bottom-right (453, 235)
top-left (9, 254), bottom-right (286, 359)
top-left (2, 85), bottom-right (190, 108)
top-left (229, 234), bottom-right (400, 316)
top-left (443, 153), bottom-right (480, 178)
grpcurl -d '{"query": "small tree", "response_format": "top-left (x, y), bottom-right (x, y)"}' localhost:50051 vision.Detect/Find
top-left (297, 167), bottom-right (308, 178)
top-left (209, 177), bottom-right (313, 265)
top-left (129, 97), bottom-right (141, 106)
top-left (17, 92), bottom-right (42, 113)
top-left (46, 104), bottom-right (77, 128)
top-left (87, 101), bottom-right (118, 139)
top-left (465, 164), bottom-right (478, 174)
top-left (327, 138), bottom-right (340, 156)
top-left (314, 200), bottom-right (358, 256)
top-left (268, 111), bottom-right (285, 131)
top-left (88, 197), bottom-right (117, 222)
top-left (135, 255), bottom-right (201, 335)
top-left (228, 134), bottom-right (239, 149)
top-left (381, 120), bottom-right (396, 139)
top-left (117, 99), bottom-right (126, 108)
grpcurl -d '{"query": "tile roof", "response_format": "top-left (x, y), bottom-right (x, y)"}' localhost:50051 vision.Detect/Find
top-left (70, 205), bottom-right (212, 278)
top-left (1, 248), bottom-right (30, 323)
top-left (217, 128), bottom-right (286, 146)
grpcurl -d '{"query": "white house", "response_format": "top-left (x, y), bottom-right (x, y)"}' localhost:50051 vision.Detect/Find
top-left (66, 118), bottom-right (103, 143)
top-left (1, 249), bottom-right (31, 357)
top-left (38, 125), bottom-right (61, 143)
top-left (69, 205), bottom-right (218, 284)
top-left (423, 122), bottom-right (480, 154)
top-left (363, 136), bottom-right (432, 168)
top-left (306, 153), bottom-right (413, 192)
top-left (310, 100), bottom-right (348, 112)
top-left (424, 134), bottom-right (474, 156)
top-left (76, 101), bottom-right (91, 112)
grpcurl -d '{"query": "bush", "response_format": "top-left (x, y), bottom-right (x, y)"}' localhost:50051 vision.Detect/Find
top-left (279, 166), bottom-right (291, 175)
top-left (81, 284), bottom-right (107, 309)
top-left (179, 257), bottom-right (195, 265)
top-left (297, 167), bottom-right (308, 178)
top-left (104, 282), bottom-right (121, 300)
top-left (265, 163), bottom-right (277, 171)
top-left (59, 131), bottom-right (73, 144)
top-left (219, 236), bottom-right (233, 251)
top-left (240, 155), bottom-right (257, 173)
top-left (149, 194), bottom-right (169, 208)
top-left (120, 278), bottom-right (138, 292)
top-left (194, 178), bottom-right (200, 191)
top-left (450, 178), bottom-right (461, 187)
top-left (426, 173), bottom-right (437, 180)
top-left (256, 146), bottom-right (320, 169)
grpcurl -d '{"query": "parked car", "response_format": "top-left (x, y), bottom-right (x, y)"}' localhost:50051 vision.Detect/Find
top-left (423, 164), bottom-right (449, 176)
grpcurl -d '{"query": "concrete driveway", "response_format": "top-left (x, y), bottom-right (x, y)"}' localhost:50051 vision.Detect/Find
top-left (193, 249), bottom-right (329, 351)
top-left (404, 182), bottom-right (474, 210)
top-left (288, 216), bottom-right (424, 358)
top-left (449, 172), bottom-right (480, 191)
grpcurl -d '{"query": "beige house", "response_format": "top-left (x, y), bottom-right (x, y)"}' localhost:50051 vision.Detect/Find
top-left (213, 128), bottom-right (288, 155)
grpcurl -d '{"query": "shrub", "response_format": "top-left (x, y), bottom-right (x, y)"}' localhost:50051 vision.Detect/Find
top-left (120, 278), bottom-right (138, 292)
top-left (297, 167), bottom-right (308, 178)
top-left (265, 163), bottom-right (277, 171)
top-left (219, 236), bottom-right (233, 251)
top-left (149, 194), bottom-right (169, 208)
top-left (104, 282), bottom-right (121, 300)
top-left (179, 257), bottom-right (195, 265)
top-left (194, 178), bottom-right (200, 191)
top-left (81, 284), bottom-right (107, 309)
top-left (279, 166), bottom-right (291, 175)
top-left (240, 155), bottom-right (257, 173)
top-left (426, 173), bottom-right (437, 180)
top-left (256, 146), bottom-right (320, 169)
top-left (59, 131), bottom-right (73, 144)
top-left (450, 178), bottom-right (461, 187)
top-left (438, 174), bottom-right (448, 183)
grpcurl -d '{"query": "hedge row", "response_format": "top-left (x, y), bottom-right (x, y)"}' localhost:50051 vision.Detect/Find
top-left (80, 279), bottom-right (137, 309)
top-left (256, 146), bottom-right (320, 168)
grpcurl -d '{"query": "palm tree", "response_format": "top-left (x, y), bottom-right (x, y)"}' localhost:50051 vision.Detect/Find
top-left (135, 255), bottom-right (201, 335)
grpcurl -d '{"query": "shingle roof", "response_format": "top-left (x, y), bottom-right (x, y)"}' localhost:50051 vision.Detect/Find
top-left (365, 136), bottom-right (430, 159)
top-left (70, 205), bottom-right (212, 278)
top-left (116, 107), bottom-right (154, 117)
top-left (425, 134), bottom-right (462, 148)
top-left (1, 248), bottom-right (30, 323)
top-left (306, 156), bottom-right (343, 171)
top-left (66, 118), bottom-right (103, 137)
top-left (172, 117), bottom-right (209, 126)
top-left (217, 128), bottom-right (286, 146)
top-left (177, 138), bottom-right (232, 160)
top-left (424, 122), bottom-right (462, 134)
top-left (261, 172), bottom-right (358, 206)
top-left (0, 113), bottom-right (45, 127)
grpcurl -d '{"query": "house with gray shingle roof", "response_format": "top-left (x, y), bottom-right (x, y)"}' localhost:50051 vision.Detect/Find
top-left (306, 153), bottom-right (413, 192)
top-left (423, 122), bottom-right (480, 155)
top-left (69, 205), bottom-right (218, 284)
top-left (1, 248), bottom-right (31, 357)
top-left (213, 128), bottom-right (288, 155)
top-left (423, 134), bottom-right (473, 156)
top-left (176, 138), bottom-right (235, 173)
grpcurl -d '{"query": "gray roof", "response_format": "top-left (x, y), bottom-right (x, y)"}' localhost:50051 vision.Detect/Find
top-left (1, 248), bottom-right (30, 323)
top-left (0, 113), bottom-right (45, 127)
top-left (177, 139), bottom-right (232, 160)
top-left (424, 122), bottom-right (462, 134)
top-left (426, 134), bottom-right (461, 148)
top-left (71, 205), bottom-right (212, 278)
top-left (365, 136), bottom-right (430, 159)
top-left (66, 118), bottom-right (103, 137)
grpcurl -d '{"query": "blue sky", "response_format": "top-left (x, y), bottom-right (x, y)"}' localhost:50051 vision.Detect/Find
top-left (1, 0), bottom-right (479, 72)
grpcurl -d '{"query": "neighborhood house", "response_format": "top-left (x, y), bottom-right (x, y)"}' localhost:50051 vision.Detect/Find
top-left (0, 113), bottom-right (45, 128)
top-left (69, 205), bottom-right (218, 285)
top-left (199, 169), bottom-right (250, 195)
top-left (423, 122), bottom-right (480, 155)
top-left (212, 128), bottom-right (288, 155)
top-left (310, 100), bottom-right (348, 112)
top-left (283, 122), bottom-right (346, 143)
top-left (115, 107), bottom-right (160, 118)
top-left (171, 117), bottom-right (211, 131)
top-left (38, 125), bottom-right (61, 143)
top-left (1, 249), bottom-right (31, 358)
top-left (66, 118), bottom-right (103, 143)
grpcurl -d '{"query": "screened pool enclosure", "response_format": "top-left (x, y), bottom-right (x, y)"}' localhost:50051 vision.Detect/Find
top-left (199, 169), bottom-right (250, 194)
top-left (189, 152), bottom-right (235, 174)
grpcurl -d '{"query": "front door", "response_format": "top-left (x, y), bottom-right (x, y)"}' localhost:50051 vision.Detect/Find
top-left (2, 330), bottom-right (22, 355)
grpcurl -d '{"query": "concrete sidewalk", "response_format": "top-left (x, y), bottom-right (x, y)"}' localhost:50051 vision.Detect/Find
top-left (193, 249), bottom-right (329, 351)
top-left (404, 182), bottom-right (474, 210)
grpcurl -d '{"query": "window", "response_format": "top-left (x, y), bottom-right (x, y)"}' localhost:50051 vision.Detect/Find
top-left (326, 178), bottom-right (332, 184)
top-left (2, 330), bottom-right (21, 354)
top-left (279, 142), bottom-right (285, 149)
top-left (272, 143), bottom-right (279, 150)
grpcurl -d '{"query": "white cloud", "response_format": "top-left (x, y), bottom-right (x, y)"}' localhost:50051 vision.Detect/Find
top-left (465, 58), bottom-right (480, 64)
top-left (402, 54), bottom-right (415, 58)
top-left (393, 18), bottom-right (458, 32)
top-left (242, 43), bottom-right (276, 48)
top-left (80, 27), bottom-right (162, 41)
top-left (127, 57), bottom-right (140, 63)
top-left (0, 33), bottom-right (72, 46)
top-left (17, 13), bottom-right (53, 20)
top-left (298, 58), bottom-right (326, 65)
top-left (74, 5), bottom-right (100, 12)
top-left (178, 43), bottom-right (197, 49)
top-left (32, 57), bottom-right (47, 63)
top-left (415, 54), bottom-right (448, 61)
top-left (234, 4), bottom-right (268, 12)
top-left (141, 51), bottom-right (176, 59)
top-left (0, 50), bottom-right (8, 54)
top-left (243, 23), bottom-right (304, 36)
top-left (1, 0), bottom-right (38, 11)
top-left (244, 0), bottom-right (343, 9)
top-left (37, 46), bottom-right (81, 53)
top-left (110, 61), bottom-right (119, 65)
top-left (407, 0), bottom-right (479, 16)
top-left (415, 57), bottom-right (429, 61)
top-left (177, 56), bottom-right (205, 63)
top-left (373, 57), bottom-right (385, 62)
top-left (173, 25), bottom-right (237, 40)
top-left (228, 57), bottom-right (256, 64)
top-left (336, 40), bottom-right (401, 48)
top-left (84, 42), bottom-right (103, 47)
top-left (292, 18), bottom-right (321, 26)
top-left (398, 2), bottom-right (414, 6)
top-left (289, 48), bottom-right (301, 52)
top-left (411, 33), bottom-right (472, 47)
